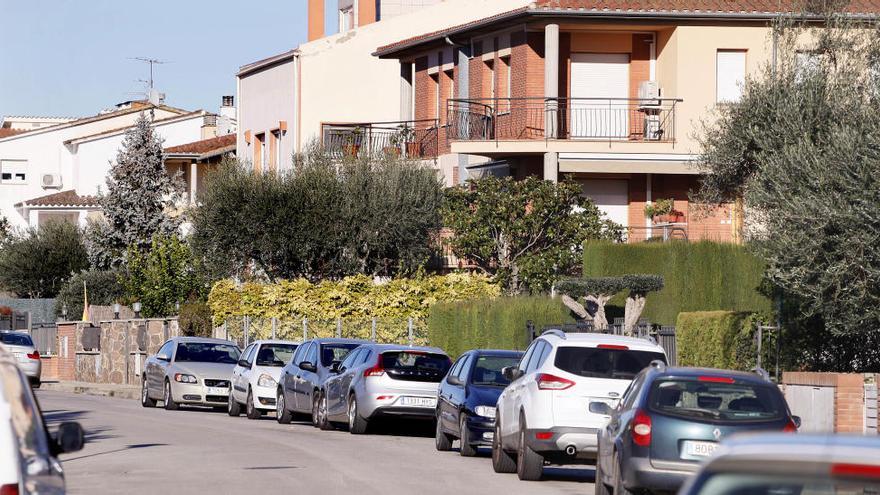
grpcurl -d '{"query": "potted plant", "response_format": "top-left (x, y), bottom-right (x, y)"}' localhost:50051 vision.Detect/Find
top-left (644, 198), bottom-right (682, 223)
top-left (343, 126), bottom-right (363, 157)
top-left (392, 124), bottom-right (419, 158)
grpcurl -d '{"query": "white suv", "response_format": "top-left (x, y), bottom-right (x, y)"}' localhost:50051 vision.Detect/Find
top-left (492, 330), bottom-right (667, 481)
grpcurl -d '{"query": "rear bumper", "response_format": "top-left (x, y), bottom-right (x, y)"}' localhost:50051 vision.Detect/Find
top-left (18, 359), bottom-right (41, 380)
top-left (623, 457), bottom-right (698, 492)
top-left (525, 426), bottom-right (600, 461)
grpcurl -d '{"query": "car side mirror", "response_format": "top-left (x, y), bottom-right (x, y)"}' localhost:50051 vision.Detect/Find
top-left (792, 416), bottom-right (802, 429)
top-left (589, 402), bottom-right (613, 416)
top-left (156, 353), bottom-right (170, 362)
top-left (502, 366), bottom-right (522, 382)
top-left (53, 422), bottom-right (85, 454)
top-left (300, 361), bottom-right (317, 373)
top-left (446, 375), bottom-right (463, 386)
top-left (238, 359), bottom-right (251, 368)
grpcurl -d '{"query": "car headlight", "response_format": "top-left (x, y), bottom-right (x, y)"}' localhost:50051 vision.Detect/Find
top-left (474, 405), bottom-right (496, 419)
top-left (174, 373), bottom-right (197, 384)
top-left (257, 374), bottom-right (276, 388)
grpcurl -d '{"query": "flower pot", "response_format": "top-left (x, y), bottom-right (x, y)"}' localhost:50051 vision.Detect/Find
top-left (383, 146), bottom-right (401, 157)
top-left (343, 144), bottom-right (361, 157)
top-left (405, 142), bottom-right (421, 158)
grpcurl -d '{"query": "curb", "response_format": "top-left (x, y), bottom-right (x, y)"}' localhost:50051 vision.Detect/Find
top-left (40, 381), bottom-right (140, 400)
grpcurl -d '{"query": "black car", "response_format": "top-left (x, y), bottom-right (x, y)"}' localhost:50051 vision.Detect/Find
top-left (595, 364), bottom-right (799, 495)
top-left (276, 338), bottom-right (368, 426)
top-left (435, 349), bottom-right (524, 456)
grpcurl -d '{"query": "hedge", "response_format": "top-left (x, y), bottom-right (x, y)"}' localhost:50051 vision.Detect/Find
top-left (583, 241), bottom-right (771, 325)
top-left (677, 310), bottom-right (773, 370)
top-left (427, 296), bottom-right (574, 358)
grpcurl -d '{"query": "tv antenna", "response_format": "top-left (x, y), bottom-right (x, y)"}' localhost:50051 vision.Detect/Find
top-left (130, 57), bottom-right (168, 91)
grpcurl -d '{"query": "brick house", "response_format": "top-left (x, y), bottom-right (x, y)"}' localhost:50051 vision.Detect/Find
top-left (366, 0), bottom-right (879, 242)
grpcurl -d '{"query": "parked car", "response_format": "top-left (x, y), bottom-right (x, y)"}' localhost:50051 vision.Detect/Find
top-left (493, 330), bottom-right (667, 481)
top-left (0, 344), bottom-right (84, 494)
top-left (679, 434), bottom-right (880, 495)
top-left (141, 337), bottom-right (241, 410)
top-left (228, 339), bottom-right (299, 419)
top-left (435, 349), bottom-right (523, 456)
top-left (318, 343), bottom-right (452, 433)
top-left (276, 338), bottom-right (367, 426)
top-left (595, 365), bottom-right (799, 495)
top-left (0, 331), bottom-right (42, 387)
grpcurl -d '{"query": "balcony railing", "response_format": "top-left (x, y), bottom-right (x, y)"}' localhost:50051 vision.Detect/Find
top-left (623, 223), bottom-right (735, 243)
top-left (447, 97), bottom-right (681, 143)
top-left (321, 119), bottom-right (440, 159)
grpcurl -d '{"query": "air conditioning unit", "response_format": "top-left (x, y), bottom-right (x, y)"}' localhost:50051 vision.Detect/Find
top-left (41, 173), bottom-right (62, 189)
top-left (638, 81), bottom-right (660, 101)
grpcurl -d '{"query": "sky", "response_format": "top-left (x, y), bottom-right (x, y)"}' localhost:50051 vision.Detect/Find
top-left (0, 0), bottom-right (308, 118)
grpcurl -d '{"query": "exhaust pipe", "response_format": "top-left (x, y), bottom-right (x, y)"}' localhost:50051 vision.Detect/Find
top-left (564, 445), bottom-right (577, 456)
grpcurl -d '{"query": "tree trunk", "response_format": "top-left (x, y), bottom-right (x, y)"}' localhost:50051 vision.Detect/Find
top-left (561, 294), bottom-right (590, 320)
top-left (586, 294), bottom-right (611, 331)
top-left (623, 292), bottom-right (646, 336)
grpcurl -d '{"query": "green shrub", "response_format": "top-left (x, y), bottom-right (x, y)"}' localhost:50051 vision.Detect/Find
top-left (179, 299), bottom-right (212, 337)
top-left (123, 236), bottom-right (208, 318)
top-left (677, 310), bottom-right (774, 370)
top-left (0, 221), bottom-right (88, 297)
top-left (55, 270), bottom-right (124, 320)
top-left (427, 296), bottom-right (575, 358)
top-left (583, 241), bottom-right (770, 325)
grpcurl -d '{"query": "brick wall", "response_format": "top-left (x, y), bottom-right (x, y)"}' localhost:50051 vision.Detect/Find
top-left (630, 33), bottom-right (652, 138)
top-left (783, 372), bottom-right (867, 434)
top-left (56, 323), bottom-right (76, 381)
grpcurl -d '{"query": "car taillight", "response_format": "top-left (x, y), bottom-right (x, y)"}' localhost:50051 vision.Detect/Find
top-left (26, 350), bottom-right (40, 360)
top-left (597, 344), bottom-right (629, 350)
top-left (783, 418), bottom-right (798, 433)
top-left (632, 409), bottom-right (652, 447)
top-left (364, 355), bottom-right (384, 377)
top-left (831, 463), bottom-right (880, 479)
top-left (536, 373), bottom-right (574, 390)
top-left (0, 484), bottom-right (19, 495)
top-left (697, 375), bottom-right (735, 384)
top-left (535, 431), bottom-right (554, 440)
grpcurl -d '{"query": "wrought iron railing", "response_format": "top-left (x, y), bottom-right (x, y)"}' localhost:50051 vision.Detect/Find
top-left (321, 119), bottom-right (440, 159)
top-left (623, 223), bottom-right (735, 243)
top-left (447, 97), bottom-right (681, 142)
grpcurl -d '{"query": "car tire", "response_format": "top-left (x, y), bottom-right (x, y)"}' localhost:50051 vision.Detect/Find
top-left (459, 413), bottom-right (477, 457)
top-left (348, 394), bottom-right (368, 434)
top-left (316, 391), bottom-right (333, 430)
top-left (435, 413), bottom-right (453, 451)
top-left (613, 451), bottom-right (636, 495)
top-left (516, 415), bottom-right (544, 481)
top-left (227, 389), bottom-right (241, 416)
top-left (594, 457), bottom-right (611, 495)
top-left (276, 388), bottom-right (293, 424)
top-left (492, 414), bottom-right (517, 473)
top-left (30, 378), bottom-right (41, 389)
top-left (163, 380), bottom-right (179, 411)
top-left (246, 389), bottom-right (262, 420)
top-left (141, 376), bottom-right (156, 408)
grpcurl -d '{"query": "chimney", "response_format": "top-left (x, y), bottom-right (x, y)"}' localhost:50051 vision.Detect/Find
top-left (220, 96), bottom-right (235, 119)
top-left (308, 0), bottom-right (325, 41)
top-left (201, 114), bottom-right (218, 139)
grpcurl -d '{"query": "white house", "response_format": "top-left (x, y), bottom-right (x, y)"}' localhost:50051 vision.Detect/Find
top-left (0, 101), bottom-right (226, 229)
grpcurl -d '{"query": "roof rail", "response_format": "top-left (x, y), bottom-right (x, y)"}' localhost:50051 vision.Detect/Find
top-left (751, 367), bottom-right (771, 382)
top-left (541, 329), bottom-right (567, 339)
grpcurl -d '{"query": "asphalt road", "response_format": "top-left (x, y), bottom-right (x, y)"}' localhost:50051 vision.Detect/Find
top-left (36, 390), bottom-right (596, 495)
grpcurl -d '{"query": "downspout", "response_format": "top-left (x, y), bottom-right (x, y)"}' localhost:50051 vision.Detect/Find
top-left (295, 51), bottom-right (302, 156)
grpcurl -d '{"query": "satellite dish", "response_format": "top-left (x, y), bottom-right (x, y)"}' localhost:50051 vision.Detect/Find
top-left (147, 88), bottom-right (162, 106)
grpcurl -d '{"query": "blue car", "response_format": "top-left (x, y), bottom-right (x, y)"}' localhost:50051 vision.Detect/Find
top-left (435, 349), bottom-right (524, 456)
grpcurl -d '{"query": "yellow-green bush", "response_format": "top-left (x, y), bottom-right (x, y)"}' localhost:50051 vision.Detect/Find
top-left (208, 273), bottom-right (500, 344)
top-left (676, 310), bottom-right (773, 370)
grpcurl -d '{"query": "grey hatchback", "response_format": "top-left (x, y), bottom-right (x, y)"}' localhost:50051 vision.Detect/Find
top-left (595, 364), bottom-right (799, 495)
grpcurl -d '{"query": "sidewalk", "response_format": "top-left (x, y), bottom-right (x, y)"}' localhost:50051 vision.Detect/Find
top-left (39, 381), bottom-right (140, 400)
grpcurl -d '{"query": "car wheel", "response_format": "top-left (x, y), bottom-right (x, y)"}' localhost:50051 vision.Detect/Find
top-left (141, 376), bottom-right (156, 408)
top-left (459, 413), bottom-right (477, 457)
top-left (594, 455), bottom-right (611, 495)
top-left (348, 395), bottom-right (368, 434)
top-left (516, 414), bottom-right (544, 481)
top-left (316, 391), bottom-right (333, 430)
top-left (30, 378), bottom-right (41, 389)
top-left (246, 389), bottom-right (262, 420)
top-left (163, 380), bottom-right (179, 411)
top-left (435, 412), bottom-right (453, 451)
top-left (227, 389), bottom-right (241, 416)
top-left (276, 388), bottom-right (292, 424)
top-left (613, 451), bottom-right (637, 495)
top-left (491, 414), bottom-right (517, 473)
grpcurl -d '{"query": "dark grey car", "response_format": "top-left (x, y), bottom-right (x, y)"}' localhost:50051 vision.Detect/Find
top-left (275, 337), bottom-right (367, 426)
top-left (595, 365), bottom-right (799, 495)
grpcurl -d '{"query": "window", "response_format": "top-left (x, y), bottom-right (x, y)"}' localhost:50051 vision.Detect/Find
top-left (647, 378), bottom-right (786, 422)
top-left (518, 341), bottom-right (539, 372)
top-left (38, 212), bottom-right (77, 228)
top-left (272, 130), bottom-right (283, 171)
top-left (0, 159), bottom-right (27, 184)
top-left (525, 341), bottom-right (547, 374)
top-left (448, 355), bottom-right (467, 379)
top-left (291, 343), bottom-right (310, 365)
top-left (380, 351), bottom-right (452, 383)
top-left (158, 341), bottom-right (174, 358)
top-left (255, 343), bottom-right (298, 367)
top-left (485, 60), bottom-right (495, 99)
top-left (268, 131), bottom-right (278, 172)
top-left (455, 353), bottom-right (475, 381)
top-left (499, 55), bottom-right (511, 113)
top-left (339, 348), bottom-right (363, 370)
top-left (305, 343), bottom-right (319, 366)
top-left (554, 347), bottom-right (666, 380)
top-left (175, 342), bottom-right (240, 364)
top-left (338, 6), bottom-right (353, 32)
top-left (431, 73), bottom-right (440, 120)
top-left (470, 354), bottom-right (522, 387)
top-left (0, 333), bottom-right (33, 346)
top-left (716, 50), bottom-right (747, 103)
top-left (253, 133), bottom-right (266, 172)
top-left (241, 344), bottom-right (256, 364)
top-left (318, 343), bottom-right (359, 367)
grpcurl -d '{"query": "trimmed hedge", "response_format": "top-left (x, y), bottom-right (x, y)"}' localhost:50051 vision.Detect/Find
top-left (583, 241), bottom-right (771, 325)
top-left (427, 296), bottom-right (574, 358)
top-left (677, 311), bottom-right (773, 370)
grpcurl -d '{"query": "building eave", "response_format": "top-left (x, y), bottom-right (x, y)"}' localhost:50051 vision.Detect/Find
top-left (237, 49), bottom-right (299, 78)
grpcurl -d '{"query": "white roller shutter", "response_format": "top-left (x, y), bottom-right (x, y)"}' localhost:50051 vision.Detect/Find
top-left (570, 53), bottom-right (630, 138)
top-left (580, 179), bottom-right (629, 227)
top-left (716, 50), bottom-right (746, 103)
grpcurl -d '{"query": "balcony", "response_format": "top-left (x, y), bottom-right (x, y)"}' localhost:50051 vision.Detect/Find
top-left (623, 223), bottom-right (734, 243)
top-left (321, 119), bottom-right (440, 160)
top-left (447, 97), bottom-right (681, 143)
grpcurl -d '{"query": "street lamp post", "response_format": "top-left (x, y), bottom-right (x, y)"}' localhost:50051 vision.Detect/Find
top-left (133, 302), bottom-right (142, 319)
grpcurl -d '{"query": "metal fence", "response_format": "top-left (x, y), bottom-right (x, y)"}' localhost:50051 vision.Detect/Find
top-left (320, 119), bottom-right (440, 160)
top-left (216, 316), bottom-right (427, 349)
top-left (29, 325), bottom-right (57, 355)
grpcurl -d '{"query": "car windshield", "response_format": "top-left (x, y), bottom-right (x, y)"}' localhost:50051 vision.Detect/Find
top-left (0, 333), bottom-right (33, 346)
top-left (255, 344), bottom-right (297, 367)
top-left (470, 355), bottom-right (522, 387)
top-left (319, 344), bottom-right (359, 367)
top-left (554, 347), bottom-right (666, 380)
top-left (381, 351), bottom-right (452, 383)
top-left (648, 378), bottom-right (785, 422)
top-left (694, 472), bottom-right (880, 495)
top-left (175, 342), bottom-right (240, 364)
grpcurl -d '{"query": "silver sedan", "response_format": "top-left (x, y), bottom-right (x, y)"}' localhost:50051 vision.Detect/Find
top-left (0, 331), bottom-right (42, 387)
top-left (141, 337), bottom-right (241, 410)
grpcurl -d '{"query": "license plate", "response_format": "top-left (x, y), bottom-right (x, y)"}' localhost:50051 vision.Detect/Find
top-left (400, 396), bottom-right (436, 408)
top-left (206, 386), bottom-right (228, 395)
top-left (683, 440), bottom-right (718, 457)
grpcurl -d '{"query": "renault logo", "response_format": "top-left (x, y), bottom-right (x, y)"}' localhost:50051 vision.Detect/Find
top-left (713, 428), bottom-right (722, 440)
